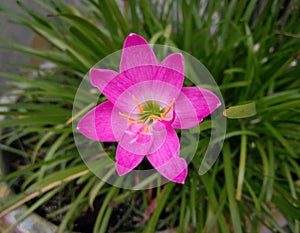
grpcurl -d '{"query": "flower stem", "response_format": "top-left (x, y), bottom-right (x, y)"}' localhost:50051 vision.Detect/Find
top-left (236, 132), bottom-right (247, 201)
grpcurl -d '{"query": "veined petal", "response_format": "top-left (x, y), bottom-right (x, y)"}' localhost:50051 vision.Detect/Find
top-left (90, 68), bottom-right (118, 92)
top-left (101, 66), bottom-right (156, 108)
top-left (116, 145), bottom-right (144, 176)
top-left (146, 128), bottom-right (187, 183)
top-left (92, 66), bottom-right (180, 113)
top-left (152, 68), bottom-right (184, 96)
top-left (172, 87), bottom-right (221, 129)
top-left (120, 33), bottom-right (158, 72)
top-left (77, 101), bottom-right (116, 141)
top-left (106, 77), bottom-right (182, 114)
top-left (159, 53), bottom-right (184, 78)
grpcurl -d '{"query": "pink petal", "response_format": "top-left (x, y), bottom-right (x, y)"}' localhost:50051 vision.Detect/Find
top-left (172, 87), bottom-right (221, 129)
top-left (152, 65), bottom-right (184, 95)
top-left (149, 121), bottom-right (169, 152)
top-left (142, 53), bottom-right (184, 94)
top-left (100, 64), bottom-right (183, 112)
top-left (120, 33), bottom-right (158, 72)
top-left (105, 75), bottom-right (182, 114)
top-left (77, 101), bottom-right (116, 141)
top-left (160, 53), bottom-right (184, 75)
top-left (90, 68), bottom-right (118, 92)
top-left (117, 128), bottom-right (153, 156)
top-left (116, 121), bottom-right (167, 156)
top-left (116, 145), bottom-right (144, 176)
top-left (146, 128), bottom-right (188, 183)
top-left (101, 66), bottom-right (155, 110)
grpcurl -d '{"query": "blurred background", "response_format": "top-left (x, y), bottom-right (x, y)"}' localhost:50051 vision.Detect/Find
top-left (0, 1), bottom-right (299, 233)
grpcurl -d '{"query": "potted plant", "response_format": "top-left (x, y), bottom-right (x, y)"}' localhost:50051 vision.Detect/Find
top-left (1, 0), bottom-right (300, 232)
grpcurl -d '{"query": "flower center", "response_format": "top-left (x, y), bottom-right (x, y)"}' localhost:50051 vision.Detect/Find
top-left (118, 96), bottom-right (175, 137)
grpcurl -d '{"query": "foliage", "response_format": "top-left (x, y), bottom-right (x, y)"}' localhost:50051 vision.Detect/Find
top-left (0, 0), bottom-right (300, 232)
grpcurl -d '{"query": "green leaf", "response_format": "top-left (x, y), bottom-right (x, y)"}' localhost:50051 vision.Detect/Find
top-left (223, 143), bottom-right (243, 233)
top-left (272, 195), bottom-right (300, 221)
top-left (26, 164), bottom-right (88, 193)
top-left (223, 102), bottom-right (257, 119)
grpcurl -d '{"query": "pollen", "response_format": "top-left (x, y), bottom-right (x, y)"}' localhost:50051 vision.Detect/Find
top-left (132, 95), bottom-right (144, 114)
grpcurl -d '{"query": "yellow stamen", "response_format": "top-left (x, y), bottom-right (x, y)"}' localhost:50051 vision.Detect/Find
top-left (128, 120), bottom-right (143, 126)
top-left (162, 98), bottom-right (175, 117)
top-left (119, 112), bottom-right (135, 121)
top-left (132, 95), bottom-right (144, 114)
top-left (160, 113), bottom-right (172, 121)
top-left (143, 125), bottom-right (149, 133)
top-left (141, 125), bottom-right (149, 137)
top-left (128, 121), bottom-right (136, 126)
top-left (149, 115), bottom-right (162, 120)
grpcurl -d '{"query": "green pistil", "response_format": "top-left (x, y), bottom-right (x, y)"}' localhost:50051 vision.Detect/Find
top-left (139, 101), bottom-right (164, 122)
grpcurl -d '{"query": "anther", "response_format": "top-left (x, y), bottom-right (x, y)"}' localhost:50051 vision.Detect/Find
top-left (162, 98), bottom-right (175, 117)
top-left (128, 121), bottom-right (136, 126)
top-left (132, 95), bottom-right (144, 114)
top-left (143, 125), bottom-right (149, 133)
top-left (160, 114), bottom-right (172, 121)
top-left (149, 115), bottom-right (162, 120)
top-left (119, 112), bottom-right (135, 121)
top-left (140, 125), bottom-right (149, 137)
top-left (128, 120), bottom-right (143, 126)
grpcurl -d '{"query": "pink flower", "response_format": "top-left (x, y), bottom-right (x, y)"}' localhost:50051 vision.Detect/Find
top-left (77, 33), bottom-right (220, 184)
